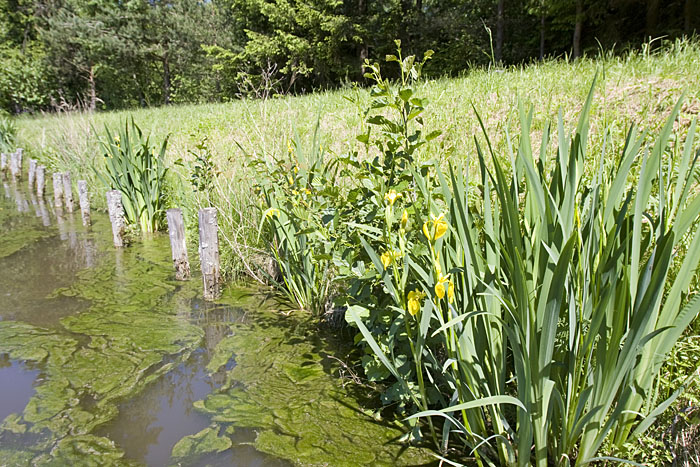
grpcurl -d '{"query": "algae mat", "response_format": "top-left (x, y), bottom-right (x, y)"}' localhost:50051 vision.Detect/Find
top-left (191, 308), bottom-right (436, 467)
top-left (0, 186), bottom-right (435, 466)
top-left (0, 233), bottom-right (205, 466)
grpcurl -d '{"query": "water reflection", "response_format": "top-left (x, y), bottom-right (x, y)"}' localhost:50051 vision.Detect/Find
top-left (98, 350), bottom-right (214, 465)
top-left (0, 357), bottom-right (39, 422)
top-left (2, 184), bottom-right (292, 466)
top-left (38, 197), bottom-right (51, 227)
top-left (0, 186), bottom-right (102, 327)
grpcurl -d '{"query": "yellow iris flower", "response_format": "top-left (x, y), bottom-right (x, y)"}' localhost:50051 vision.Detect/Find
top-left (264, 207), bottom-right (280, 219)
top-left (380, 250), bottom-right (400, 269)
top-left (407, 289), bottom-right (426, 316)
top-left (380, 251), bottom-right (392, 268)
top-left (435, 274), bottom-right (453, 302)
top-left (400, 209), bottom-right (408, 229)
top-left (422, 213), bottom-right (448, 242)
top-left (384, 190), bottom-right (402, 206)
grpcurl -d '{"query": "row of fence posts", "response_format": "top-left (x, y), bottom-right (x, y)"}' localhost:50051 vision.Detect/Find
top-left (1, 148), bottom-right (221, 301)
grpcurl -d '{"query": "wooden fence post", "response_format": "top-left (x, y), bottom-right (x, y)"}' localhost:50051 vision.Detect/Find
top-left (36, 166), bottom-right (46, 197)
top-left (106, 190), bottom-right (126, 247)
top-left (166, 208), bottom-right (191, 280)
top-left (198, 207), bottom-right (221, 300)
top-left (0, 153), bottom-right (6, 176)
top-left (52, 173), bottom-right (64, 207)
top-left (15, 149), bottom-right (23, 180)
top-left (28, 159), bottom-right (37, 189)
top-left (62, 172), bottom-right (74, 212)
top-left (9, 152), bottom-right (19, 179)
top-left (77, 180), bottom-right (91, 226)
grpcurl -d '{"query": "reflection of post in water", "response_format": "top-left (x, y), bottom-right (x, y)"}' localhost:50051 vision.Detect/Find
top-left (55, 205), bottom-right (68, 240)
top-left (38, 196), bottom-right (51, 227)
top-left (30, 192), bottom-right (40, 217)
top-left (113, 247), bottom-right (125, 278)
top-left (11, 181), bottom-right (29, 213)
top-left (65, 212), bottom-right (79, 250)
top-left (173, 292), bottom-right (193, 320)
top-left (82, 237), bottom-right (97, 268)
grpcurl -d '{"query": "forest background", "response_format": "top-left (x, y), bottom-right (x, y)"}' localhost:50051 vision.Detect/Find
top-left (1, 0), bottom-right (699, 114)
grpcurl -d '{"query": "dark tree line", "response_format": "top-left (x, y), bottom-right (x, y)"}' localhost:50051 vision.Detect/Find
top-left (1, 0), bottom-right (698, 113)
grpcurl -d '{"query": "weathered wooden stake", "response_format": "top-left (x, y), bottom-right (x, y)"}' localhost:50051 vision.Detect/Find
top-left (52, 173), bottom-right (64, 207)
top-left (62, 172), bottom-right (74, 212)
top-left (77, 180), bottom-right (91, 226)
top-left (15, 149), bottom-right (23, 180)
top-left (9, 152), bottom-right (19, 179)
top-left (0, 153), bottom-right (7, 175)
top-left (106, 190), bottom-right (126, 247)
top-left (166, 208), bottom-right (191, 280)
top-left (28, 159), bottom-right (36, 188)
top-left (36, 165), bottom-right (46, 197)
top-left (198, 207), bottom-right (221, 300)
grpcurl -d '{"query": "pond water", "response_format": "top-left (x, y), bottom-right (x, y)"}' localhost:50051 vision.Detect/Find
top-left (0, 179), bottom-right (435, 466)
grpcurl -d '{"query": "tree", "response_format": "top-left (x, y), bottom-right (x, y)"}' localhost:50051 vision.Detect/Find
top-left (495, 0), bottom-right (505, 63)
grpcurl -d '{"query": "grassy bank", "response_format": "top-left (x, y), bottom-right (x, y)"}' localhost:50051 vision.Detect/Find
top-left (12, 38), bottom-right (700, 280)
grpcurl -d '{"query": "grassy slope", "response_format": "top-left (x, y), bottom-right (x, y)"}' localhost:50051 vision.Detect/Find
top-left (13, 38), bottom-right (700, 278)
top-left (17, 39), bottom-right (700, 175)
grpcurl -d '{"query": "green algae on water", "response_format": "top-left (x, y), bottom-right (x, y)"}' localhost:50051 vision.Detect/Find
top-left (191, 309), bottom-right (436, 467)
top-left (170, 426), bottom-right (232, 460)
top-left (0, 234), bottom-right (206, 465)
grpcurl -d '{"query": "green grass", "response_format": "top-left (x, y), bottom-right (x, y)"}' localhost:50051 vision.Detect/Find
top-left (12, 38), bottom-right (700, 281)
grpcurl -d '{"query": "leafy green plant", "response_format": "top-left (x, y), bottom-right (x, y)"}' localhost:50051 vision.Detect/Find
top-left (0, 115), bottom-right (16, 152)
top-left (96, 118), bottom-right (170, 232)
top-left (252, 122), bottom-right (343, 315)
top-left (189, 136), bottom-right (220, 193)
top-left (340, 52), bottom-right (700, 465)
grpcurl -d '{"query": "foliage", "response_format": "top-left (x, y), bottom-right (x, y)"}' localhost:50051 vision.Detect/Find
top-left (96, 118), bottom-right (170, 233)
top-left (0, 114), bottom-right (16, 152)
top-left (258, 48), bottom-right (700, 465)
top-left (252, 121), bottom-right (342, 315)
top-left (2, 0), bottom-right (699, 113)
top-left (188, 136), bottom-right (219, 193)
